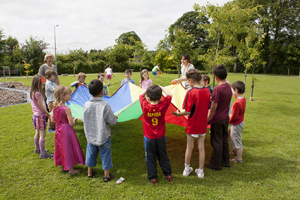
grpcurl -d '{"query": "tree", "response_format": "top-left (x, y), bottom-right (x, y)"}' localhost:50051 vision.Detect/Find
top-left (22, 36), bottom-right (48, 74)
top-left (237, 0), bottom-right (300, 73)
top-left (0, 28), bottom-right (6, 65)
top-left (194, 1), bottom-right (264, 74)
top-left (170, 29), bottom-right (195, 77)
top-left (168, 11), bottom-right (210, 49)
top-left (116, 31), bottom-right (141, 46)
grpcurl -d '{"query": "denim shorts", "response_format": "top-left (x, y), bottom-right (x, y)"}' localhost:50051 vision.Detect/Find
top-left (85, 137), bottom-right (113, 170)
top-left (152, 71), bottom-right (157, 76)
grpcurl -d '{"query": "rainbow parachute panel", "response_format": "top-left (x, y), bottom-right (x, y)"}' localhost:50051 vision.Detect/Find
top-left (67, 82), bottom-right (188, 127)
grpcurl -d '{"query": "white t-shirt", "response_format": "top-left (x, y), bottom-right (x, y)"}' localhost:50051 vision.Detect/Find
top-left (105, 68), bottom-right (112, 75)
top-left (181, 63), bottom-right (195, 89)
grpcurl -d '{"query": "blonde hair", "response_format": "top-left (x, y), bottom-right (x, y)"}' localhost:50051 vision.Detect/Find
top-left (77, 72), bottom-right (86, 80)
top-left (53, 86), bottom-right (72, 108)
top-left (44, 53), bottom-right (55, 63)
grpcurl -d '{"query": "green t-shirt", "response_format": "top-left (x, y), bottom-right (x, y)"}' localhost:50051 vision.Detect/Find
top-left (152, 66), bottom-right (159, 72)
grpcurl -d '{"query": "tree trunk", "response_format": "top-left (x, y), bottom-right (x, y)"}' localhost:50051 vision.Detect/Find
top-left (250, 78), bottom-right (254, 101)
top-left (212, 76), bottom-right (215, 89)
top-left (288, 63), bottom-right (290, 75)
top-left (244, 68), bottom-right (248, 87)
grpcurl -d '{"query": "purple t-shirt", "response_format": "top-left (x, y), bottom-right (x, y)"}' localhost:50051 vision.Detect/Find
top-left (208, 83), bottom-right (232, 124)
top-left (31, 92), bottom-right (47, 116)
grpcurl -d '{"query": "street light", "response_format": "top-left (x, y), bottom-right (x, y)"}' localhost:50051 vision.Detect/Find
top-left (54, 25), bottom-right (59, 67)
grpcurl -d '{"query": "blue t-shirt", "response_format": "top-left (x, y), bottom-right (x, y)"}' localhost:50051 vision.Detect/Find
top-left (121, 78), bottom-right (135, 85)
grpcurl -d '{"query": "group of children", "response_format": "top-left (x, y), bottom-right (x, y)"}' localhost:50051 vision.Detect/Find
top-left (29, 63), bottom-right (246, 184)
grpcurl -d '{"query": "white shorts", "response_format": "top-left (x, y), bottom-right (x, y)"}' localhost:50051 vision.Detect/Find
top-left (191, 133), bottom-right (206, 138)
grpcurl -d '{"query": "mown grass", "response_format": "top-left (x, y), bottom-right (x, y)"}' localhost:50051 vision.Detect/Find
top-left (0, 73), bottom-right (299, 199)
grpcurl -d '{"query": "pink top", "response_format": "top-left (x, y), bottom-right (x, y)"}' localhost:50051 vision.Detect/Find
top-left (141, 79), bottom-right (153, 90)
top-left (31, 92), bottom-right (47, 116)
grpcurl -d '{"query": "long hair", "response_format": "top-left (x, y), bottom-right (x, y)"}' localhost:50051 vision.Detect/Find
top-left (30, 74), bottom-right (45, 100)
top-left (140, 69), bottom-right (148, 83)
top-left (53, 86), bottom-right (72, 108)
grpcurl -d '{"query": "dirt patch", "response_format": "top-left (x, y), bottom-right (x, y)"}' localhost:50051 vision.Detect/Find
top-left (0, 82), bottom-right (31, 107)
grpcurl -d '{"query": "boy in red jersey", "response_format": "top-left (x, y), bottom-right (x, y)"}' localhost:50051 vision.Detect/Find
top-left (229, 81), bottom-right (246, 163)
top-left (139, 85), bottom-right (172, 184)
top-left (172, 69), bottom-right (211, 179)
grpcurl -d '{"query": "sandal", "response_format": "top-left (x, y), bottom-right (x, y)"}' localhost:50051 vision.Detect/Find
top-left (230, 158), bottom-right (242, 163)
top-left (87, 170), bottom-right (95, 178)
top-left (103, 174), bottom-right (115, 182)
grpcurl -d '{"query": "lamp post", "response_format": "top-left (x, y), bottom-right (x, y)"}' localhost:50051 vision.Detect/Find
top-left (54, 25), bottom-right (59, 67)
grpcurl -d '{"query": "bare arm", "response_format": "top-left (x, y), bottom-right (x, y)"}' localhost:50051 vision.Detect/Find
top-left (65, 107), bottom-right (76, 126)
top-left (56, 76), bottom-right (60, 86)
top-left (37, 98), bottom-right (51, 118)
top-left (51, 113), bottom-right (56, 124)
top-left (207, 101), bottom-right (218, 121)
top-left (172, 109), bottom-right (190, 116)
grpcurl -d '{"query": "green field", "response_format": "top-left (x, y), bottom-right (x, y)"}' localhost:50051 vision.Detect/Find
top-left (0, 73), bottom-right (299, 199)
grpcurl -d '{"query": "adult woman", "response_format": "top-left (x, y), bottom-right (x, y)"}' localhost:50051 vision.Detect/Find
top-left (172, 54), bottom-right (195, 90)
top-left (38, 53), bottom-right (60, 85)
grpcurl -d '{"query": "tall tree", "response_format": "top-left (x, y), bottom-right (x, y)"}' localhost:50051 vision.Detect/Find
top-left (168, 11), bottom-right (210, 49)
top-left (116, 31), bottom-right (141, 46)
top-left (23, 36), bottom-right (48, 74)
top-left (194, 2), bottom-right (264, 74)
top-left (236, 0), bottom-right (300, 73)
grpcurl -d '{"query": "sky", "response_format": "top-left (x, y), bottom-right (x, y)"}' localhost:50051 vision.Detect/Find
top-left (0, 0), bottom-right (229, 54)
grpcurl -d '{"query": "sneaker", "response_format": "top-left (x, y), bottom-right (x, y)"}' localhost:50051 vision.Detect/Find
top-left (195, 168), bottom-right (204, 179)
top-left (183, 167), bottom-right (193, 176)
top-left (40, 153), bottom-right (53, 159)
top-left (165, 175), bottom-right (172, 182)
top-left (151, 179), bottom-right (157, 184)
top-left (48, 129), bottom-right (55, 133)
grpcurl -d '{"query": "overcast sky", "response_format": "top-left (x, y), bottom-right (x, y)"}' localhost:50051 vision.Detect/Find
top-left (0, 0), bottom-right (229, 54)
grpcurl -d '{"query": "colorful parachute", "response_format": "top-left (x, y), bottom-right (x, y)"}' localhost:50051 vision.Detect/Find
top-left (67, 81), bottom-right (188, 127)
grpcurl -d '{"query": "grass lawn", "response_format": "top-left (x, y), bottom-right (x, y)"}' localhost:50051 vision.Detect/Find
top-left (0, 73), bottom-right (299, 199)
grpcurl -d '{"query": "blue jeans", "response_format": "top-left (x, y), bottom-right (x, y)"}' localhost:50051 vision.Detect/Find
top-left (85, 137), bottom-right (113, 170)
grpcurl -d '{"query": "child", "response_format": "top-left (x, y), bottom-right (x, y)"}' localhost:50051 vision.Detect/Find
top-left (202, 75), bottom-right (213, 95)
top-left (97, 73), bottom-right (109, 96)
top-left (121, 69), bottom-right (135, 85)
top-left (70, 72), bottom-right (87, 89)
top-left (45, 69), bottom-right (57, 132)
top-left (30, 74), bottom-right (53, 159)
top-left (139, 69), bottom-right (153, 90)
top-left (104, 64), bottom-right (114, 86)
top-left (51, 86), bottom-right (85, 175)
top-left (172, 69), bottom-right (210, 178)
top-left (152, 64), bottom-right (162, 78)
top-left (206, 64), bottom-right (232, 171)
top-left (229, 81), bottom-right (246, 163)
top-left (139, 85), bottom-right (172, 184)
top-left (202, 75), bottom-right (213, 109)
top-left (83, 79), bottom-right (118, 181)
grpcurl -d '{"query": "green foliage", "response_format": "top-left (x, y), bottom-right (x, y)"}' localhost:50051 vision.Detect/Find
top-left (22, 60), bottom-right (32, 78)
top-left (22, 36), bottom-right (47, 74)
top-left (168, 11), bottom-right (210, 49)
top-left (116, 31), bottom-right (141, 46)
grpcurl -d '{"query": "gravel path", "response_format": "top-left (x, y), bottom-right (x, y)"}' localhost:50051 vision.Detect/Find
top-left (0, 82), bottom-right (31, 107)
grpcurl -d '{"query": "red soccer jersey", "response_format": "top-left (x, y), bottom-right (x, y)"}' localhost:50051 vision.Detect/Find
top-left (139, 95), bottom-right (172, 139)
top-left (183, 87), bottom-right (211, 134)
top-left (229, 97), bottom-right (246, 125)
